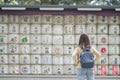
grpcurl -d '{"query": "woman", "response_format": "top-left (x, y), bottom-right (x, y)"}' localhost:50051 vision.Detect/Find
top-left (72, 33), bottom-right (101, 80)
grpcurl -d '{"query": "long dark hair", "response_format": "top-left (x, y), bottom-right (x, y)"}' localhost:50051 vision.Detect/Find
top-left (79, 33), bottom-right (91, 49)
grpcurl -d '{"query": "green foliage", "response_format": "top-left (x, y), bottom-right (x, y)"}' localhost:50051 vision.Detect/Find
top-left (74, 0), bottom-right (90, 4)
top-left (0, 0), bottom-right (119, 5)
top-left (0, 0), bottom-right (4, 4)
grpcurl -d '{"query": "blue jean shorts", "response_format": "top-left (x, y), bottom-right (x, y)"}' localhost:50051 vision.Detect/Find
top-left (77, 67), bottom-right (94, 80)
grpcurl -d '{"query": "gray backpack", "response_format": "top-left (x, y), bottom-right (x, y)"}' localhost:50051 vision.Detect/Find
top-left (80, 48), bottom-right (94, 68)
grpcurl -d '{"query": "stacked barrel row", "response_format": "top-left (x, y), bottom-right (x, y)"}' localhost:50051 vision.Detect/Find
top-left (0, 14), bottom-right (119, 75)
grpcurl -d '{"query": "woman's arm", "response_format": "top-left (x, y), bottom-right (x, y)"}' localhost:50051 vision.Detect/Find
top-left (91, 47), bottom-right (101, 62)
top-left (72, 47), bottom-right (82, 64)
